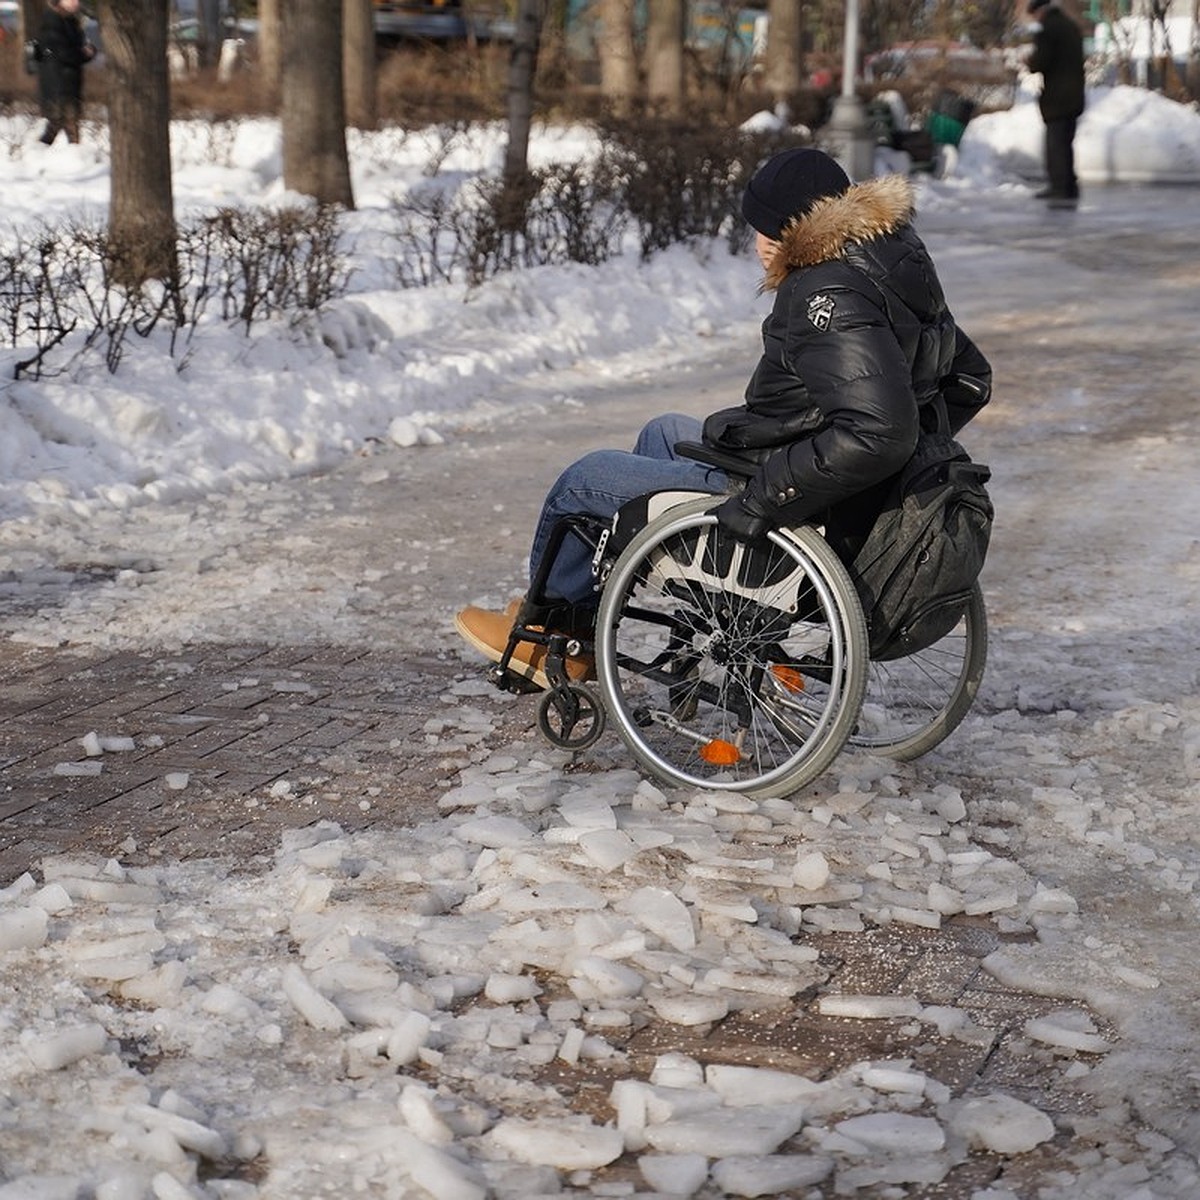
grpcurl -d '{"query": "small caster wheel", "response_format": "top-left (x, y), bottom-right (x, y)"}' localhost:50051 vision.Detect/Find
top-left (538, 683), bottom-right (605, 750)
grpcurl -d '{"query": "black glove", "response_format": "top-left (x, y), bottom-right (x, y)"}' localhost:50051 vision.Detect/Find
top-left (714, 489), bottom-right (774, 544)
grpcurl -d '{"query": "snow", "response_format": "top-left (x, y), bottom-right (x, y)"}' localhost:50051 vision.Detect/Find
top-left (1, 84), bottom-right (1200, 1197)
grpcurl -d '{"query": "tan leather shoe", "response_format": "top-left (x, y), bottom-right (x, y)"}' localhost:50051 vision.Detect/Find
top-left (454, 601), bottom-right (594, 691)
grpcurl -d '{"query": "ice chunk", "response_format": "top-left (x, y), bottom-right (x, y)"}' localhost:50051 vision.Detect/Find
top-left (558, 1026), bottom-right (586, 1065)
top-left (638, 1152), bottom-right (709, 1196)
top-left (710, 1154), bottom-right (834, 1196)
top-left (150, 1173), bottom-right (199, 1200)
top-left (964, 889), bottom-right (1020, 916)
top-left (280, 964), bottom-right (347, 1032)
top-left (650, 1053), bottom-right (705, 1089)
top-left (943, 1093), bottom-right (1055, 1153)
top-left (126, 1102), bottom-right (228, 1160)
top-left (817, 995), bottom-right (922, 1020)
top-left (859, 1064), bottom-right (928, 1095)
top-left (488, 1116), bottom-right (624, 1170)
top-left (577, 829), bottom-right (640, 871)
top-left (793, 851), bottom-right (830, 890)
top-left (926, 882), bottom-right (964, 915)
top-left (453, 816), bottom-right (535, 848)
top-left (648, 991), bottom-right (728, 1026)
top-left (644, 1105), bottom-right (805, 1157)
top-left (29, 883), bottom-right (73, 914)
top-left (399, 1084), bottom-right (455, 1146)
top-left (1024, 1010), bottom-right (1112, 1054)
top-left (386, 1011), bottom-right (433, 1065)
top-left (496, 882), bottom-right (606, 914)
top-left (0, 907), bottom-right (49, 953)
top-left (833, 1112), bottom-right (945, 1154)
top-left (559, 794), bottom-right (617, 829)
top-left (54, 760), bottom-right (102, 776)
top-left (165, 773), bottom-right (190, 791)
top-left (1113, 965), bottom-right (1160, 989)
top-left (484, 973), bottom-right (542, 1003)
top-left (573, 955), bottom-right (644, 999)
top-left (706, 1065), bottom-right (822, 1107)
top-left (620, 886), bottom-right (696, 951)
top-left (22, 1023), bottom-right (108, 1070)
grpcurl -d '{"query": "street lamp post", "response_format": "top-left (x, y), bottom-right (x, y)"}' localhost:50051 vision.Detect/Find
top-left (826, 0), bottom-right (875, 181)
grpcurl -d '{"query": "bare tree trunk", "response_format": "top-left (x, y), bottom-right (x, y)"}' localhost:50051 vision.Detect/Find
top-left (597, 0), bottom-right (638, 111)
top-left (343, 0), bottom-right (378, 130)
top-left (97, 0), bottom-right (176, 284)
top-left (257, 0), bottom-right (283, 108)
top-left (282, 0), bottom-right (355, 208)
top-left (18, 0), bottom-right (40, 44)
top-left (503, 0), bottom-right (544, 191)
top-left (1190, 0), bottom-right (1200, 97)
top-left (197, 0), bottom-right (222, 70)
top-left (645, 0), bottom-right (685, 113)
top-left (764, 0), bottom-right (803, 111)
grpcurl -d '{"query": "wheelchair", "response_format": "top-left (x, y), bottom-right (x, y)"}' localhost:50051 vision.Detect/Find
top-left (485, 444), bottom-right (987, 800)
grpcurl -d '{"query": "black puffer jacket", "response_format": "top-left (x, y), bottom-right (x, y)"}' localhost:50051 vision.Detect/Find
top-left (705, 174), bottom-right (990, 529)
top-left (1027, 6), bottom-right (1085, 122)
top-left (38, 6), bottom-right (90, 103)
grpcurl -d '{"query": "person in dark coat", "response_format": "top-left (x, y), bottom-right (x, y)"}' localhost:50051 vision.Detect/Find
top-left (1025, 0), bottom-right (1086, 207)
top-left (37, 0), bottom-right (95, 146)
top-left (455, 148), bottom-right (991, 688)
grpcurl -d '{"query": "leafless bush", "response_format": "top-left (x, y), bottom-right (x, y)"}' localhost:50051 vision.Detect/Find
top-left (1, 205), bottom-right (349, 378)
top-left (599, 116), bottom-right (805, 259)
top-left (389, 160), bottom-right (627, 289)
top-left (2, 228), bottom-right (88, 379)
top-left (389, 185), bottom-right (460, 288)
top-left (194, 204), bottom-right (349, 332)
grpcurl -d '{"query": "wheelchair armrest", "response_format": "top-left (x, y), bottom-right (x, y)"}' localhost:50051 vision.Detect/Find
top-left (674, 441), bottom-right (757, 479)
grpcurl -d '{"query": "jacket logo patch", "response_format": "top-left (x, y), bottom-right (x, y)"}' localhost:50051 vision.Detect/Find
top-left (807, 293), bottom-right (835, 331)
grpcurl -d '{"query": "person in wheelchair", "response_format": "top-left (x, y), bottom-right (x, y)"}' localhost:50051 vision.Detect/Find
top-left (455, 147), bottom-right (991, 689)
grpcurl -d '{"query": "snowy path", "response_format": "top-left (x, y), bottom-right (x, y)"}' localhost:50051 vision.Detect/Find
top-left (2, 185), bottom-right (1200, 1199)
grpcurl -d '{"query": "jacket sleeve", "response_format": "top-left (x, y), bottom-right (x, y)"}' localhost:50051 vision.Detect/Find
top-left (941, 326), bottom-right (992, 434)
top-left (741, 276), bottom-right (920, 523)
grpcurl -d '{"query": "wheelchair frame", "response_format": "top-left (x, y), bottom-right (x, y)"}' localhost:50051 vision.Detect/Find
top-left (486, 446), bottom-right (987, 798)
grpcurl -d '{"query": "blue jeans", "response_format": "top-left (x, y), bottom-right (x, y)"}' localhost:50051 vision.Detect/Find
top-left (529, 413), bottom-right (730, 603)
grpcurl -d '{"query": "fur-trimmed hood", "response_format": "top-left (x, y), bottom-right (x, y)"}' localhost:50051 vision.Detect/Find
top-left (761, 173), bottom-right (916, 291)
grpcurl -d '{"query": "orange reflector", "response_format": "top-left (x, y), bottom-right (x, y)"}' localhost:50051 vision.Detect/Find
top-left (771, 665), bottom-right (805, 693)
top-left (700, 739), bottom-right (741, 765)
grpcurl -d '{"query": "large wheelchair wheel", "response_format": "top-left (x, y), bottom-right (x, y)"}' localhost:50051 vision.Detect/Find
top-left (849, 584), bottom-right (987, 761)
top-left (595, 497), bottom-right (869, 799)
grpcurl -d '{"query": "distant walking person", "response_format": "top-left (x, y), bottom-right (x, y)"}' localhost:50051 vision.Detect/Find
top-left (1026, 0), bottom-right (1085, 208)
top-left (37, 0), bottom-right (95, 146)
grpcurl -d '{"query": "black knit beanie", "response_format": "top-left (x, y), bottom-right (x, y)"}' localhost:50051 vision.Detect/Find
top-left (741, 148), bottom-right (851, 240)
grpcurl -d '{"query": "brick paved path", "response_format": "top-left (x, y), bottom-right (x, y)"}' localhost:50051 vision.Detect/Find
top-left (0, 640), bottom-right (453, 881)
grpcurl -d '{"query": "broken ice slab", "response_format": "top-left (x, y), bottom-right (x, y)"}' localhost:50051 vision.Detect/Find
top-left (817, 994), bottom-right (923, 1020)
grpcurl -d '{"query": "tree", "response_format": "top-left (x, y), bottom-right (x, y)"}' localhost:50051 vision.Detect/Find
top-left (257, 0), bottom-right (283, 106)
top-left (344, 0), bottom-right (378, 131)
top-left (504, 0), bottom-right (545, 193)
top-left (645, 0), bottom-right (686, 112)
top-left (281, 0), bottom-right (355, 208)
top-left (764, 0), bottom-right (804, 110)
top-left (196, 0), bottom-right (223, 70)
top-left (18, 0), bottom-right (40, 45)
top-left (597, 0), bottom-right (639, 111)
top-left (96, 0), bottom-right (176, 284)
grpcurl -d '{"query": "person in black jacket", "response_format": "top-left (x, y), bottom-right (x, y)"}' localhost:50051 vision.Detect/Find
top-left (1026, 0), bottom-right (1086, 207)
top-left (455, 148), bottom-right (991, 688)
top-left (37, 0), bottom-right (95, 146)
